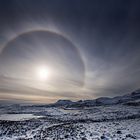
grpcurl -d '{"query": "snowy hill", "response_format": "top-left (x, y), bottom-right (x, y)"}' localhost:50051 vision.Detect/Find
top-left (53, 89), bottom-right (140, 107)
top-left (54, 100), bottom-right (74, 106)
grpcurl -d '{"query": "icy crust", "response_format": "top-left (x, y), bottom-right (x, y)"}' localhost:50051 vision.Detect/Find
top-left (0, 104), bottom-right (140, 140)
top-left (0, 114), bottom-right (43, 121)
top-left (43, 104), bottom-right (140, 122)
top-left (0, 118), bottom-right (140, 140)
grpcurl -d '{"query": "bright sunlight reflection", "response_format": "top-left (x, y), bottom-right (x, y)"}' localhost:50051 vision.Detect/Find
top-left (36, 65), bottom-right (50, 81)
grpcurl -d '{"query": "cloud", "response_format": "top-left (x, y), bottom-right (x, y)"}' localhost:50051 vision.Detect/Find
top-left (0, 0), bottom-right (140, 103)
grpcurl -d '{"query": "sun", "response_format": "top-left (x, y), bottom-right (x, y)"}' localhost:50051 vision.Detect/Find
top-left (36, 65), bottom-right (50, 81)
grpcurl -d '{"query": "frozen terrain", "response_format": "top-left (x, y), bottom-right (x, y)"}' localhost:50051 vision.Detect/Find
top-left (0, 89), bottom-right (140, 140)
top-left (0, 114), bottom-right (43, 121)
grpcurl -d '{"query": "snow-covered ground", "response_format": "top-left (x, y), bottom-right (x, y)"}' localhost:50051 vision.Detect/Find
top-left (0, 103), bottom-right (140, 140)
top-left (0, 114), bottom-right (43, 121)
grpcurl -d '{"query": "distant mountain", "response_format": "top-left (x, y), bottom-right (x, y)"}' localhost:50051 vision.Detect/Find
top-left (55, 100), bottom-right (74, 106)
top-left (53, 89), bottom-right (140, 107)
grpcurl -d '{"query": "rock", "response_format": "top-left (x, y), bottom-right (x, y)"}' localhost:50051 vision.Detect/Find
top-left (64, 135), bottom-right (69, 138)
top-left (100, 135), bottom-right (109, 140)
top-left (101, 135), bottom-right (106, 139)
top-left (80, 132), bottom-right (85, 135)
top-left (126, 134), bottom-right (136, 139)
top-left (117, 130), bottom-right (122, 134)
top-left (82, 137), bottom-right (87, 140)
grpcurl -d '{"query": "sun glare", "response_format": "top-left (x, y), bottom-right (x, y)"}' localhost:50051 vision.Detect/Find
top-left (36, 66), bottom-right (50, 81)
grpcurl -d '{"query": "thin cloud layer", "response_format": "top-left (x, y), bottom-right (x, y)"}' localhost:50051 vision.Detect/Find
top-left (0, 0), bottom-right (140, 103)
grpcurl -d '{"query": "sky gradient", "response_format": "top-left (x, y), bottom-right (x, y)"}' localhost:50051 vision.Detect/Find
top-left (0, 0), bottom-right (140, 103)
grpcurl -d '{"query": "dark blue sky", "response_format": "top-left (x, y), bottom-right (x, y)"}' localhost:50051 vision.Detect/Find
top-left (0, 0), bottom-right (140, 103)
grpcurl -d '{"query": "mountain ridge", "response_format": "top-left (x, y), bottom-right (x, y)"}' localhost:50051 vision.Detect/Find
top-left (52, 89), bottom-right (140, 107)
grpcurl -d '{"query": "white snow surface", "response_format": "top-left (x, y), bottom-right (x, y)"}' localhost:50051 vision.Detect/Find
top-left (0, 103), bottom-right (140, 140)
top-left (0, 114), bottom-right (43, 121)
